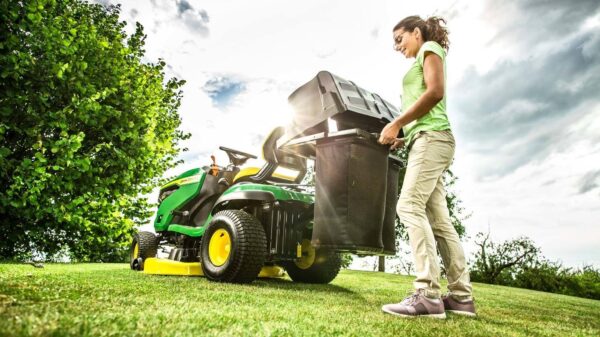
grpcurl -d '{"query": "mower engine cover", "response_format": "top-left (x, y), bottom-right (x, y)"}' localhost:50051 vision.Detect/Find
top-left (279, 71), bottom-right (401, 147)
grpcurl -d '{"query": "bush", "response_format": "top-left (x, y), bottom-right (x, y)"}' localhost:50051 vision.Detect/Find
top-left (0, 0), bottom-right (188, 261)
top-left (513, 260), bottom-right (566, 295)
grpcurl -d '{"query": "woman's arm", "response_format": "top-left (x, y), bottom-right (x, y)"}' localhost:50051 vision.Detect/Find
top-left (378, 52), bottom-right (445, 145)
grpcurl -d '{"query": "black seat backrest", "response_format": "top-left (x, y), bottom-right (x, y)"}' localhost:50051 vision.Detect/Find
top-left (262, 127), bottom-right (285, 163)
top-left (249, 126), bottom-right (307, 183)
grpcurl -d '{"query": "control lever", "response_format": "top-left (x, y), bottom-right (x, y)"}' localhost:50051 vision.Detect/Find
top-left (209, 155), bottom-right (219, 176)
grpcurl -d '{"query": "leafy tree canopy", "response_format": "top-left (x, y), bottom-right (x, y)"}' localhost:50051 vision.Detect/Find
top-left (470, 232), bottom-right (540, 284)
top-left (470, 232), bottom-right (600, 300)
top-left (0, 0), bottom-right (189, 261)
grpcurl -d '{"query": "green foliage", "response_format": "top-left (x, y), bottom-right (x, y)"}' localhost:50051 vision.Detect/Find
top-left (513, 262), bottom-right (600, 300)
top-left (512, 259), bottom-right (565, 294)
top-left (470, 233), bottom-right (600, 300)
top-left (470, 232), bottom-right (540, 284)
top-left (339, 253), bottom-right (353, 269)
top-left (0, 0), bottom-right (189, 261)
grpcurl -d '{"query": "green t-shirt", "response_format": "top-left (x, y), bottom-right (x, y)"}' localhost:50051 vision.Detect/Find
top-left (401, 41), bottom-right (451, 145)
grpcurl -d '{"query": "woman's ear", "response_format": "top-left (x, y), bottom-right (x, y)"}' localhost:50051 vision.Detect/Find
top-left (414, 27), bottom-right (422, 40)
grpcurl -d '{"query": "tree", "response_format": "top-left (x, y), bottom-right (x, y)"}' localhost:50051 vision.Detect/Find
top-left (0, 0), bottom-right (188, 261)
top-left (470, 233), bottom-right (600, 300)
top-left (470, 232), bottom-right (540, 284)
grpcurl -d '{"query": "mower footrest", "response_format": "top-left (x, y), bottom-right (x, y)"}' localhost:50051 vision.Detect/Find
top-left (143, 258), bottom-right (203, 276)
top-left (142, 258), bottom-right (285, 278)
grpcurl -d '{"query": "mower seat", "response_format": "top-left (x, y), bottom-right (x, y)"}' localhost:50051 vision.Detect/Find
top-left (233, 127), bottom-right (307, 184)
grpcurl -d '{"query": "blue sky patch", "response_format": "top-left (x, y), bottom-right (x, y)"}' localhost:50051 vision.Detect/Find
top-left (203, 77), bottom-right (246, 108)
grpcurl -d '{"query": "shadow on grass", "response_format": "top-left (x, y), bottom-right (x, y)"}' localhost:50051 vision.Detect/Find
top-left (252, 277), bottom-right (357, 295)
top-left (138, 272), bottom-right (357, 296)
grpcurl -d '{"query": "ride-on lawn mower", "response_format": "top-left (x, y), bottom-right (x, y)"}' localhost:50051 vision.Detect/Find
top-left (130, 71), bottom-right (403, 284)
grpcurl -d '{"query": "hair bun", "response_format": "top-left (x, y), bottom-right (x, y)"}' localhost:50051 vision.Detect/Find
top-left (425, 16), bottom-right (450, 51)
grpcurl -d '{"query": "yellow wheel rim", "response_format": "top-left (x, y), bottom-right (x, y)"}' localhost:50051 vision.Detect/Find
top-left (208, 229), bottom-right (231, 266)
top-left (295, 239), bottom-right (316, 270)
top-left (133, 243), bottom-right (139, 259)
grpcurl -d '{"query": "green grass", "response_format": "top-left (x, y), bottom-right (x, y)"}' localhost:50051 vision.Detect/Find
top-left (0, 263), bottom-right (599, 337)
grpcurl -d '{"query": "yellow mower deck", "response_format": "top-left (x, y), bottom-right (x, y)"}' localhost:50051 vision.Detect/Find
top-left (142, 258), bottom-right (285, 278)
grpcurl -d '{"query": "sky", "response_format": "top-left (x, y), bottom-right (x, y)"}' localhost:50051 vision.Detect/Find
top-left (94, 0), bottom-right (600, 268)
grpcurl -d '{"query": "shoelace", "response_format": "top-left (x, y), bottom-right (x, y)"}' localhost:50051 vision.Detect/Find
top-left (399, 291), bottom-right (421, 305)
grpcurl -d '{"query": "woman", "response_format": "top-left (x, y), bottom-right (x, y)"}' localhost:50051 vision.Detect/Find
top-left (378, 15), bottom-right (475, 319)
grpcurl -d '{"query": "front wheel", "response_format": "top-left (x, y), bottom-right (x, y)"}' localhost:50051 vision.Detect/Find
top-left (129, 231), bottom-right (159, 271)
top-left (200, 210), bottom-right (267, 283)
top-left (283, 239), bottom-right (342, 284)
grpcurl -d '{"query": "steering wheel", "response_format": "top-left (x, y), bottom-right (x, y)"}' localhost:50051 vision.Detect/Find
top-left (219, 146), bottom-right (257, 167)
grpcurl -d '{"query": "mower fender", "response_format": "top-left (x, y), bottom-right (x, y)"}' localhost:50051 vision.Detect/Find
top-left (212, 191), bottom-right (275, 214)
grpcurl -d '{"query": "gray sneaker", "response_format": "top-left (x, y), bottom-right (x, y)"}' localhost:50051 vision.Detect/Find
top-left (382, 291), bottom-right (446, 319)
top-left (442, 295), bottom-right (477, 317)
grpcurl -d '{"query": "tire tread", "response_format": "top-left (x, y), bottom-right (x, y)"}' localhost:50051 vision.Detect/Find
top-left (202, 210), bottom-right (266, 283)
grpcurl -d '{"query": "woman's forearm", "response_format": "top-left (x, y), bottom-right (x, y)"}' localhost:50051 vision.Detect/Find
top-left (392, 89), bottom-right (443, 128)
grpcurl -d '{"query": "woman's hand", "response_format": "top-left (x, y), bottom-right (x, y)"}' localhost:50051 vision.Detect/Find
top-left (378, 121), bottom-right (402, 145)
top-left (390, 138), bottom-right (405, 150)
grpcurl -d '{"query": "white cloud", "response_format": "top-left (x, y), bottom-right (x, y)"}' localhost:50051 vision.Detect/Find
top-left (493, 99), bottom-right (549, 124)
top-left (455, 126), bottom-right (600, 267)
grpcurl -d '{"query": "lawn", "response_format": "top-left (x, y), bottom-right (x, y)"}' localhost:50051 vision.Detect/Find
top-left (0, 263), bottom-right (598, 337)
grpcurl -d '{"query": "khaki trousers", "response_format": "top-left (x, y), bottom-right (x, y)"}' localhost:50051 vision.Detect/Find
top-left (396, 130), bottom-right (472, 299)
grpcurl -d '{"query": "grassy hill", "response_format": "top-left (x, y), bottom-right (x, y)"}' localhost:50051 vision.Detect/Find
top-left (0, 263), bottom-right (598, 337)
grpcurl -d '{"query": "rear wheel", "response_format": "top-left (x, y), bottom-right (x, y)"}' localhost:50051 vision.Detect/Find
top-left (200, 210), bottom-right (267, 283)
top-left (129, 231), bottom-right (158, 271)
top-left (283, 239), bottom-right (342, 284)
